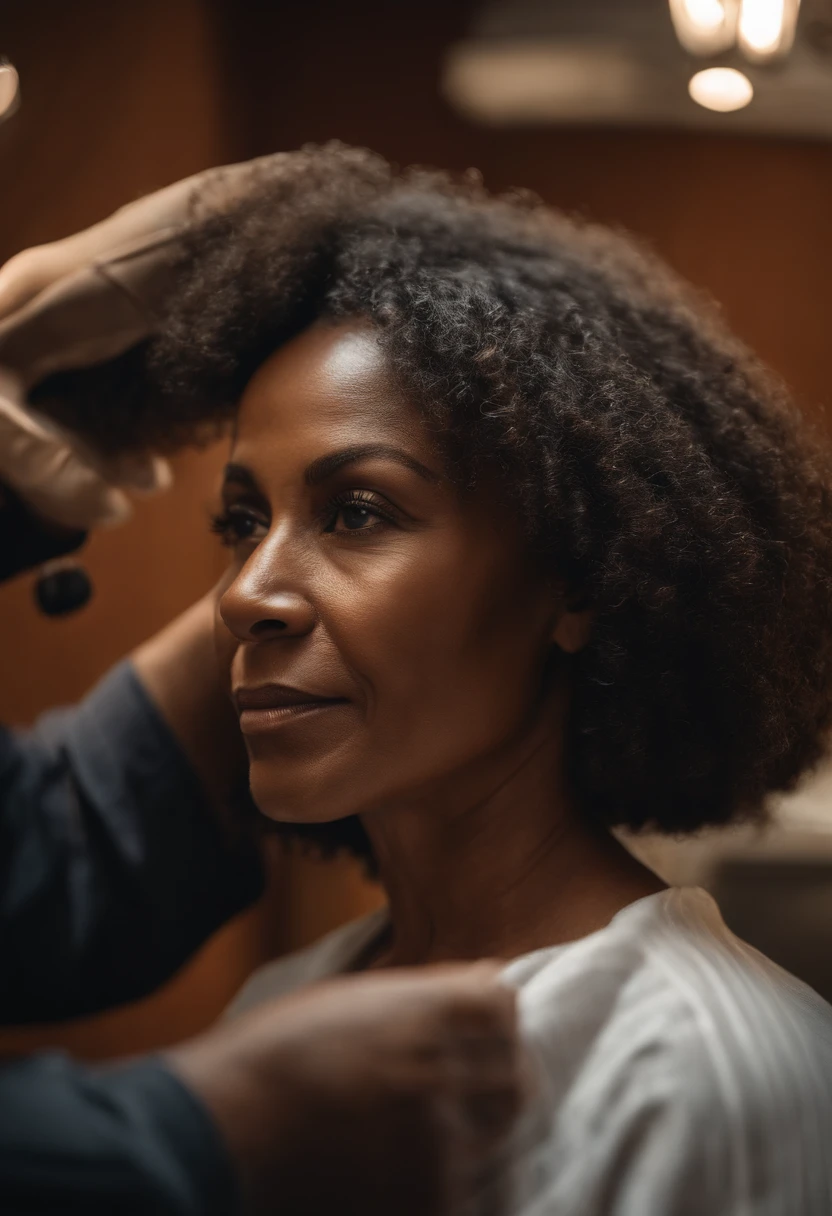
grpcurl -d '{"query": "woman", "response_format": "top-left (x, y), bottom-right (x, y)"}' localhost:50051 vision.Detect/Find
top-left (70, 145), bottom-right (832, 1211)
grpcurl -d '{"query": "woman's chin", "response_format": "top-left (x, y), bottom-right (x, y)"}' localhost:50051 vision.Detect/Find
top-left (248, 766), bottom-right (357, 825)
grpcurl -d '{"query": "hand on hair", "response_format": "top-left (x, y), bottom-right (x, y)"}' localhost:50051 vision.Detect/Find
top-left (0, 155), bottom-right (284, 531)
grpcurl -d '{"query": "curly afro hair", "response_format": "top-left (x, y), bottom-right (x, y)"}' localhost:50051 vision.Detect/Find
top-left (36, 143), bottom-right (832, 850)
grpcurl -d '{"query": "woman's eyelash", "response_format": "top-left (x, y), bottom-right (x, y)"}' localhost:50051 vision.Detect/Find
top-left (322, 490), bottom-right (397, 530)
top-left (209, 491), bottom-right (399, 547)
top-left (209, 507), bottom-right (261, 546)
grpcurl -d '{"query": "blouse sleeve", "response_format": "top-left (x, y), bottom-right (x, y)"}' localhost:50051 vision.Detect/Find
top-left (0, 659), bottom-right (263, 1024)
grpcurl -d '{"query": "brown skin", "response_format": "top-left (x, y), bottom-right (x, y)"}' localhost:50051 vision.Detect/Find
top-left (74, 536), bottom-right (528, 1216)
top-left (216, 321), bottom-right (664, 969)
top-left (127, 454), bottom-right (528, 1216)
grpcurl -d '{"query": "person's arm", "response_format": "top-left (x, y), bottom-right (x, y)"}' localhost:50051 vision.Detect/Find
top-left (0, 596), bottom-right (263, 1025)
top-left (0, 965), bottom-right (523, 1216)
top-left (0, 1054), bottom-right (238, 1216)
top-left (131, 591), bottom-right (250, 824)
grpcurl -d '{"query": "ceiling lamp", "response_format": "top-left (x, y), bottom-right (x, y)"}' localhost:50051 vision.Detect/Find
top-left (442, 0), bottom-right (831, 138)
top-left (670, 0), bottom-right (802, 63)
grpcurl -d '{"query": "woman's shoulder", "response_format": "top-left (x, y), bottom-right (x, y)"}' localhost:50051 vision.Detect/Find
top-left (510, 886), bottom-right (832, 1067)
top-left (226, 906), bottom-right (389, 1018)
top-left (511, 887), bottom-right (832, 1149)
top-left (502, 888), bottom-right (832, 1213)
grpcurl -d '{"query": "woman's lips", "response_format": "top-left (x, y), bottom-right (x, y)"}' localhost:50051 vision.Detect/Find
top-left (234, 684), bottom-right (349, 735)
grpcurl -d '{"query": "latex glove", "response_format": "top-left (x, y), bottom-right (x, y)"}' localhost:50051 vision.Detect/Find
top-left (0, 154), bottom-right (283, 531)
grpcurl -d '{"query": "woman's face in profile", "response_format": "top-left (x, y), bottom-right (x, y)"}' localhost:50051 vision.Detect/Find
top-left (215, 320), bottom-right (568, 823)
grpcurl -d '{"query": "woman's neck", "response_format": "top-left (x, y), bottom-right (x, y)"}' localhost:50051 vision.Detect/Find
top-left (361, 697), bottom-right (665, 968)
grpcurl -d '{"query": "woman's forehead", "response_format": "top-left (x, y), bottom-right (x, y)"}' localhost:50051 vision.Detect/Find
top-left (235, 320), bottom-right (416, 446)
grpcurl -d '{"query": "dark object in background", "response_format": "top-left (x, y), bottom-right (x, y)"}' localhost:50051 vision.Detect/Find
top-left (0, 483), bottom-right (86, 584)
top-left (34, 560), bottom-right (93, 616)
top-left (712, 857), bottom-right (832, 1003)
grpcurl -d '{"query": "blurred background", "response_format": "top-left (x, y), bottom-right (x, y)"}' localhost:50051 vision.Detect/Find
top-left (2, 0), bottom-right (832, 1059)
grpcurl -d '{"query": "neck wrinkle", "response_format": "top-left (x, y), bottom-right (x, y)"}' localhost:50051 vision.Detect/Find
top-left (360, 691), bottom-right (664, 968)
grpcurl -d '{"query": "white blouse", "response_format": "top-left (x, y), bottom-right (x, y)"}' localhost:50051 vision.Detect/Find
top-left (228, 887), bottom-right (832, 1215)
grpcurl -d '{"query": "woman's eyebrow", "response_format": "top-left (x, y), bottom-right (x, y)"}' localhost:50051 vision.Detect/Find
top-left (222, 463), bottom-right (261, 491)
top-left (304, 444), bottom-right (441, 487)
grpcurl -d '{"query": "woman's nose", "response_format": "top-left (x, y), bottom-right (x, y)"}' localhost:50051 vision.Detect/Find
top-left (219, 554), bottom-right (317, 643)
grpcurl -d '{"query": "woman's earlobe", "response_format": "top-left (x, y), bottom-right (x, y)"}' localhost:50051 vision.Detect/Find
top-left (552, 608), bottom-right (592, 655)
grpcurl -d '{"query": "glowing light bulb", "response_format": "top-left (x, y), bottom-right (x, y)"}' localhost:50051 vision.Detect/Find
top-left (684, 0), bottom-right (727, 30)
top-left (737, 0), bottom-right (801, 60)
top-left (740, 0), bottom-right (785, 51)
top-left (688, 66), bottom-right (754, 111)
top-left (669, 0), bottom-right (739, 55)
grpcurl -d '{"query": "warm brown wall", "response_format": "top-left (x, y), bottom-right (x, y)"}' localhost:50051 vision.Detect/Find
top-left (1, 0), bottom-right (831, 1058)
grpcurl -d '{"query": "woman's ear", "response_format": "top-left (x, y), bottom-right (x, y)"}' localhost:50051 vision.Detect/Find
top-left (551, 606), bottom-right (592, 655)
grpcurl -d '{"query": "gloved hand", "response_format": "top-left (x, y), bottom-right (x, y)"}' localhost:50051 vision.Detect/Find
top-left (0, 154), bottom-right (284, 533)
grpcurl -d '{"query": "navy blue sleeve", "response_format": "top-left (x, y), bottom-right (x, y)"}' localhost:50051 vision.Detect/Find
top-left (0, 1053), bottom-right (240, 1216)
top-left (0, 660), bottom-right (264, 1024)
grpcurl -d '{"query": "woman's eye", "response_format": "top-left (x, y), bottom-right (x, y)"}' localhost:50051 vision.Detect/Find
top-left (325, 494), bottom-right (392, 535)
top-left (210, 508), bottom-right (266, 547)
top-left (336, 504), bottom-right (378, 531)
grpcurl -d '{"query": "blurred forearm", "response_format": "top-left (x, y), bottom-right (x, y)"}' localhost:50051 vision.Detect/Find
top-left (0, 625), bottom-right (263, 1023)
top-left (131, 591), bottom-right (249, 825)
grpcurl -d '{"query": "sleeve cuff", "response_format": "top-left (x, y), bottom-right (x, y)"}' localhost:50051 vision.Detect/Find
top-left (93, 1058), bottom-right (242, 1216)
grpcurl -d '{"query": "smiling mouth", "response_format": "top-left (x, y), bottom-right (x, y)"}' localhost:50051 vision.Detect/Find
top-left (234, 684), bottom-right (350, 735)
